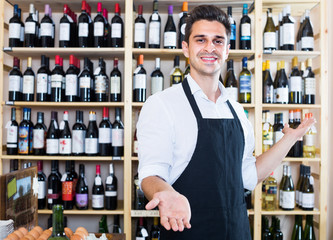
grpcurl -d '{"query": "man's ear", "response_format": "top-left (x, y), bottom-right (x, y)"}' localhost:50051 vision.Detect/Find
top-left (182, 41), bottom-right (189, 58)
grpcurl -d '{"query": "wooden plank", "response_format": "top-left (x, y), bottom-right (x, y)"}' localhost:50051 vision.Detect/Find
top-left (1, 155), bottom-right (124, 161)
top-left (2, 101), bottom-right (125, 107)
top-left (263, 50), bottom-right (321, 61)
top-left (262, 104), bottom-right (321, 109)
top-left (0, 0), bottom-right (4, 175)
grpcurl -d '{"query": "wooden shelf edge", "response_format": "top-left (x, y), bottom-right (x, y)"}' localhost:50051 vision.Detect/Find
top-left (131, 210), bottom-right (159, 217)
top-left (262, 104), bottom-right (321, 109)
top-left (283, 157), bottom-right (321, 162)
top-left (1, 155), bottom-right (124, 161)
top-left (261, 208), bottom-right (320, 215)
top-left (38, 209), bottom-right (125, 215)
top-left (2, 101), bottom-right (125, 107)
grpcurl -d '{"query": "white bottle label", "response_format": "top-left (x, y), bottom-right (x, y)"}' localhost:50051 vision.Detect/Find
top-left (276, 87), bottom-right (289, 103)
top-left (305, 77), bottom-right (316, 95)
top-left (149, 21), bottom-right (160, 45)
top-left (279, 25), bottom-right (284, 47)
top-left (112, 23), bottom-right (122, 38)
top-left (94, 22), bottom-right (104, 37)
top-left (241, 23), bottom-right (251, 39)
top-left (134, 74), bottom-right (146, 89)
top-left (302, 193), bottom-right (314, 208)
top-left (279, 189), bottom-right (283, 206)
top-left (38, 181), bottom-right (46, 199)
top-left (264, 32), bottom-right (276, 49)
top-left (151, 76), bottom-right (163, 95)
top-left (25, 22), bottom-right (36, 34)
top-left (110, 76), bottom-right (121, 94)
top-left (72, 130), bottom-right (85, 153)
top-left (80, 76), bottom-right (91, 88)
top-left (23, 75), bottom-right (34, 94)
top-left (180, 23), bottom-right (186, 35)
top-left (112, 129), bottom-right (124, 147)
top-left (59, 23), bottom-right (70, 41)
top-left (239, 75), bottom-right (251, 93)
top-left (283, 23), bottom-right (294, 45)
top-left (37, 73), bottom-right (48, 94)
top-left (59, 138), bottom-right (71, 154)
top-left (105, 190), bottom-right (117, 197)
top-left (99, 128), bottom-right (111, 144)
top-left (282, 191), bottom-right (295, 209)
top-left (301, 36), bottom-right (314, 49)
top-left (65, 74), bottom-right (78, 96)
top-left (92, 194), bottom-right (104, 208)
top-left (9, 75), bottom-right (21, 91)
top-left (51, 74), bottom-right (63, 88)
top-left (290, 76), bottom-right (302, 92)
top-left (79, 22), bottom-right (89, 37)
top-left (33, 129), bottom-right (45, 149)
top-left (164, 31), bottom-right (176, 47)
top-left (7, 125), bottom-right (18, 143)
top-left (46, 138), bottom-right (59, 154)
top-left (273, 131), bottom-right (284, 145)
top-left (134, 23), bottom-right (146, 43)
top-left (225, 87), bottom-right (238, 102)
top-left (9, 23), bottom-right (21, 39)
top-left (304, 134), bottom-right (315, 147)
top-left (40, 23), bottom-right (53, 36)
top-left (85, 138), bottom-right (98, 154)
top-left (95, 75), bottom-right (107, 94)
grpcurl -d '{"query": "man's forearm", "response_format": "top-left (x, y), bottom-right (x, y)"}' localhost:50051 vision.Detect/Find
top-left (141, 176), bottom-right (176, 201)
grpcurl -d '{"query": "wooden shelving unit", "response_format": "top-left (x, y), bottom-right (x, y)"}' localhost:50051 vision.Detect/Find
top-left (0, 0), bottom-right (328, 239)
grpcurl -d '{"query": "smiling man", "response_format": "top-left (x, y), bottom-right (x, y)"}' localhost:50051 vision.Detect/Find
top-left (137, 5), bottom-right (314, 239)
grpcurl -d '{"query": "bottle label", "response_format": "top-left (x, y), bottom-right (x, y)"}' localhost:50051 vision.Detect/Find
top-left (33, 129), bottom-right (45, 149)
top-left (25, 22), bottom-right (36, 34)
top-left (264, 32), bottom-right (276, 48)
top-left (37, 73), bottom-right (48, 94)
top-left (241, 23), bottom-right (251, 40)
top-left (263, 128), bottom-right (273, 145)
top-left (72, 130), bottom-right (85, 153)
top-left (76, 193), bottom-right (88, 207)
top-left (112, 129), bottom-right (124, 147)
top-left (134, 23), bottom-right (146, 43)
top-left (51, 74), bottom-right (63, 88)
top-left (9, 23), bottom-right (21, 39)
top-left (149, 22), bottom-right (160, 45)
top-left (110, 76), bottom-right (121, 94)
top-left (180, 23), bottom-right (186, 36)
top-left (283, 23), bottom-right (294, 45)
top-left (59, 23), bottom-right (70, 41)
top-left (40, 23), bottom-right (53, 36)
top-left (133, 140), bottom-right (138, 154)
top-left (47, 189), bottom-right (60, 203)
top-left (282, 191), bottom-right (295, 209)
top-left (264, 85), bottom-right (274, 102)
top-left (9, 75), bottom-right (21, 91)
top-left (92, 194), bottom-right (104, 208)
top-left (111, 23), bottom-right (122, 38)
top-left (85, 138), bottom-right (98, 154)
top-left (305, 77), bottom-right (316, 95)
top-left (134, 74), bottom-right (147, 89)
top-left (65, 74), bottom-right (78, 96)
top-left (151, 76), bottom-right (163, 95)
top-left (94, 22), bottom-right (104, 37)
top-left (296, 189), bottom-right (299, 205)
top-left (164, 31), bottom-right (177, 47)
top-left (95, 75), bottom-right (107, 94)
top-left (99, 128), bottom-right (111, 144)
top-left (230, 23), bottom-right (236, 40)
top-left (62, 181), bottom-right (73, 201)
top-left (18, 126), bottom-right (29, 154)
top-left (59, 138), bottom-right (72, 154)
top-left (290, 76), bottom-right (302, 92)
top-left (225, 87), bottom-right (238, 102)
top-left (23, 75), bottom-right (34, 94)
top-left (20, 26), bottom-right (24, 41)
top-left (301, 36), bottom-right (314, 49)
top-left (38, 181), bottom-right (46, 199)
top-left (239, 75), bottom-right (251, 93)
top-left (47, 75), bottom-right (51, 94)
top-left (276, 87), bottom-right (289, 103)
top-left (275, 30), bottom-right (279, 50)
top-left (80, 76), bottom-right (91, 88)
top-left (273, 131), bottom-right (284, 145)
top-left (304, 134), bottom-right (315, 147)
top-left (79, 22), bottom-right (89, 37)
top-left (46, 138), bottom-right (59, 154)
top-left (302, 193), bottom-right (314, 208)
top-left (279, 189), bottom-right (283, 206)
top-left (7, 125), bottom-right (18, 144)
top-left (105, 190), bottom-right (117, 197)
top-left (171, 75), bottom-right (182, 85)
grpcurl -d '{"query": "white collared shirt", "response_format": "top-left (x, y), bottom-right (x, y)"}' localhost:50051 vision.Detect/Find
top-left (137, 74), bottom-right (258, 190)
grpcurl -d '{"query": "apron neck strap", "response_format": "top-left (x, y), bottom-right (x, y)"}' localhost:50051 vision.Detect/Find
top-left (182, 77), bottom-right (203, 121)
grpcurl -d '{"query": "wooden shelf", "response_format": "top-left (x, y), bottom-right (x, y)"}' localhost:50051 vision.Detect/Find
top-left (262, 104), bottom-right (321, 109)
top-left (3, 101), bottom-right (124, 107)
top-left (263, 50), bottom-right (321, 62)
top-left (262, 207), bottom-right (320, 215)
top-left (1, 155), bottom-right (123, 161)
top-left (263, 0), bottom-right (320, 16)
top-left (131, 210), bottom-right (159, 217)
top-left (133, 102), bottom-right (255, 108)
top-left (283, 157), bottom-right (321, 162)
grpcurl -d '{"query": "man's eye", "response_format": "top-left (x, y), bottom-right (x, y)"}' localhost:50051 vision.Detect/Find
top-left (197, 39), bottom-right (205, 43)
top-left (215, 40), bottom-right (224, 45)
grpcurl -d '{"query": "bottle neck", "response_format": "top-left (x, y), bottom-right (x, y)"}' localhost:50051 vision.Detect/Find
top-left (51, 205), bottom-right (65, 236)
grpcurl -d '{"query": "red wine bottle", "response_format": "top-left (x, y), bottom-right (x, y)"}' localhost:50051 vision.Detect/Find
top-left (112, 107), bottom-right (124, 157)
top-left (94, 2), bottom-right (105, 47)
top-left (178, 2), bottom-right (188, 49)
top-left (150, 57), bottom-right (164, 95)
top-left (9, 4), bottom-right (21, 47)
top-left (18, 108), bottom-right (32, 155)
top-left (99, 107), bottom-right (112, 156)
top-left (92, 164), bottom-right (104, 210)
top-left (95, 58), bottom-right (108, 102)
top-left (78, 1), bottom-right (93, 47)
top-left (59, 111), bottom-right (72, 155)
top-left (65, 55), bottom-right (79, 102)
top-left (105, 163), bottom-right (118, 210)
top-left (46, 111), bottom-right (59, 155)
top-left (18, 8), bottom-right (24, 47)
top-left (62, 160), bottom-right (74, 210)
top-left (110, 58), bottom-right (122, 102)
top-left (45, 57), bottom-right (52, 101)
top-left (6, 107), bottom-right (18, 155)
top-left (76, 164), bottom-right (89, 210)
top-left (164, 5), bottom-right (176, 49)
top-left (112, 215), bottom-right (121, 233)
top-left (85, 111), bottom-right (98, 156)
top-left (33, 112), bottom-right (47, 155)
top-left (71, 160), bottom-right (78, 206)
top-left (72, 110), bottom-right (86, 156)
top-left (59, 4), bottom-right (71, 47)
top-left (37, 160), bottom-right (47, 209)
top-left (40, 4), bottom-right (54, 47)
top-left (47, 160), bottom-right (62, 209)
top-left (37, 55), bottom-right (49, 102)
top-left (134, 5), bottom-right (146, 48)
top-left (111, 3), bottom-right (124, 47)
top-left (133, 55), bottom-right (146, 102)
top-left (51, 55), bottom-right (65, 102)
top-left (79, 57), bottom-right (93, 102)
top-left (24, 4), bottom-right (37, 47)
top-left (148, 1), bottom-right (161, 48)
top-left (8, 57), bottom-right (22, 101)
top-left (22, 57), bottom-right (35, 101)
top-left (103, 8), bottom-right (111, 47)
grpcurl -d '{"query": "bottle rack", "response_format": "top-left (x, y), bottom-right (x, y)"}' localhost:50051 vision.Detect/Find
top-left (0, 0), bottom-right (328, 239)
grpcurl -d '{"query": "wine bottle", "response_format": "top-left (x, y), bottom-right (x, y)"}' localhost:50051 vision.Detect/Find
top-left (59, 111), bottom-right (71, 155)
top-left (71, 9), bottom-right (78, 47)
top-left (35, 9), bottom-right (40, 47)
top-left (133, 55), bottom-right (147, 102)
top-left (111, 3), bottom-right (124, 47)
top-left (133, 126), bottom-right (138, 157)
top-left (282, 5), bottom-right (295, 50)
top-left (164, 5), bottom-right (176, 49)
top-left (9, 4), bottom-right (21, 47)
top-left (110, 58), bottom-right (122, 102)
top-left (37, 55), bottom-right (49, 101)
top-left (302, 166), bottom-right (315, 210)
top-left (95, 57), bottom-right (109, 102)
top-left (263, 60), bottom-right (274, 103)
top-left (296, 164), bottom-right (304, 207)
top-left (281, 165), bottom-right (295, 210)
top-left (301, 10), bottom-right (314, 51)
top-left (289, 109), bottom-right (303, 157)
top-left (134, 173), bottom-right (147, 210)
top-left (134, 5), bottom-right (146, 48)
top-left (71, 160), bottom-right (78, 206)
top-left (263, 8), bottom-right (276, 51)
top-left (275, 60), bottom-right (289, 104)
top-left (51, 55), bottom-right (65, 102)
top-left (239, 4), bottom-right (251, 50)
top-left (98, 215), bottom-right (109, 233)
top-left (136, 217), bottom-right (149, 240)
top-left (303, 113), bottom-right (316, 157)
top-left (105, 163), bottom-right (118, 210)
top-left (291, 215), bottom-right (303, 240)
top-left (296, 14), bottom-right (304, 51)
top-left (289, 57), bottom-right (302, 104)
top-left (273, 62), bottom-right (281, 103)
top-left (99, 107), bottom-right (112, 156)
top-left (22, 57), bottom-right (35, 101)
top-left (92, 164), bottom-right (104, 210)
top-left (273, 113), bottom-right (284, 145)
top-left (228, 6), bottom-right (236, 50)
top-left (59, 4), bottom-right (72, 47)
top-left (24, 4), bottom-right (37, 47)
top-left (85, 111), bottom-right (98, 156)
top-left (8, 57), bottom-right (22, 101)
top-left (273, 218), bottom-right (283, 240)
top-left (262, 110), bottom-right (273, 152)
top-left (262, 217), bottom-right (272, 240)
top-left (49, 205), bottom-right (69, 240)
top-left (61, 161), bottom-right (74, 210)
top-left (72, 111), bottom-right (86, 156)
top-left (278, 12), bottom-right (283, 50)
top-left (65, 55), bottom-right (79, 102)
top-left (262, 172), bottom-right (277, 210)
top-left (33, 112), bottom-right (47, 155)
top-left (239, 57), bottom-right (251, 103)
top-left (40, 4), bottom-right (54, 47)
top-left (10, 160), bottom-right (18, 172)
top-left (184, 57), bottom-right (190, 76)
top-left (45, 57), bottom-right (52, 101)
top-left (279, 165), bottom-right (287, 209)
top-left (304, 58), bottom-right (315, 104)
top-left (94, 2), bottom-right (105, 47)
top-left (112, 108), bottom-right (124, 157)
top-left (47, 160), bottom-right (62, 209)
top-left (6, 107), bottom-right (18, 155)
top-left (18, 108), bottom-right (32, 155)
top-left (151, 217), bottom-right (160, 240)
top-left (287, 110), bottom-right (294, 157)
top-left (178, 2), bottom-right (188, 49)
top-left (46, 111), bottom-right (59, 155)
top-left (170, 56), bottom-right (183, 85)
top-left (76, 164), bottom-right (89, 210)
top-left (112, 215), bottom-right (122, 233)
top-left (79, 57), bottom-right (93, 102)
top-left (304, 215), bottom-right (316, 240)
top-left (103, 9), bottom-right (111, 47)
top-left (78, 1), bottom-right (93, 47)
top-left (148, 0), bottom-right (161, 48)
top-left (151, 58), bottom-right (164, 95)
top-left (37, 160), bottom-right (47, 209)
top-left (18, 8), bottom-right (24, 47)
top-left (224, 60), bottom-right (238, 102)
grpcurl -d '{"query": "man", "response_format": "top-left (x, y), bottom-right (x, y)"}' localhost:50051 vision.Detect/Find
top-left (137, 5), bottom-right (314, 239)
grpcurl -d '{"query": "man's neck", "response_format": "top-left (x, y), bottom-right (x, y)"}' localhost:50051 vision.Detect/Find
top-left (190, 72), bottom-right (221, 103)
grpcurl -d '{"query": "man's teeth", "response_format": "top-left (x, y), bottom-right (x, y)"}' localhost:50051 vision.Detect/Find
top-left (202, 57), bottom-right (216, 60)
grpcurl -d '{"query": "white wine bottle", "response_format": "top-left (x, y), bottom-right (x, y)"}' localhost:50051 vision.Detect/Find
top-left (282, 5), bottom-right (295, 50)
top-left (303, 113), bottom-right (316, 157)
top-left (262, 172), bottom-right (277, 210)
top-left (281, 165), bottom-right (295, 210)
top-left (263, 60), bottom-right (274, 103)
top-left (275, 61), bottom-right (289, 104)
top-left (279, 165), bottom-right (287, 209)
top-left (301, 166), bottom-right (315, 211)
top-left (262, 110), bottom-right (273, 152)
top-left (224, 60), bottom-right (238, 102)
top-left (263, 8), bottom-right (276, 51)
top-left (239, 57), bottom-right (251, 103)
top-left (289, 57), bottom-right (303, 104)
top-left (301, 10), bottom-right (314, 51)
top-left (170, 56), bottom-right (183, 85)
top-left (296, 164), bottom-right (304, 207)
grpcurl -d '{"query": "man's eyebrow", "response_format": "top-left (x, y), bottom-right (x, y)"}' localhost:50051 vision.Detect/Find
top-left (193, 34), bottom-right (226, 40)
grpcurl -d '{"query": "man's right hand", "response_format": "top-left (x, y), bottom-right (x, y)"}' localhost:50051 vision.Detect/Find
top-left (145, 191), bottom-right (192, 232)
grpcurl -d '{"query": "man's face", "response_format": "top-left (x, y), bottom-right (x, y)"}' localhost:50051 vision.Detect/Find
top-left (182, 20), bottom-right (230, 77)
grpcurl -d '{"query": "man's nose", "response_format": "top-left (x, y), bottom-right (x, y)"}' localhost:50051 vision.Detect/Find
top-left (203, 41), bottom-right (216, 53)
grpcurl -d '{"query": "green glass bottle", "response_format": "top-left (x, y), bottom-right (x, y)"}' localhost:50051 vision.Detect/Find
top-left (263, 60), bottom-right (274, 103)
top-left (301, 166), bottom-right (315, 211)
top-left (281, 165), bottom-right (295, 210)
top-left (304, 215), bottom-right (316, 240)
top-left (262, 110), bottom-right (273, 152)
top-left (279, 165), bottom-right (287, 209)
top-left (239, 57), bottom-right (251, 103)
top-left (48, 205), bottom-right (69, 240)
top-left (296, 164), bottom-right (304, 208)
top-left (263, 8), bottom-right (276, 51)
top-left (262, 216), bottom-right (272, 240)
top-left (170, 56), bottom-right (183, 85)
top-left (273, 218), bottom-right (283, 240)
top-left (99, 215), bottom-right (109, 233)
top-left (291, 215), bottom-right (303, 240)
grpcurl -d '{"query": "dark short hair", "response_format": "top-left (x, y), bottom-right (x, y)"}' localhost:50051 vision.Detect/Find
top-left (184, 5), bottom-right (231, 44)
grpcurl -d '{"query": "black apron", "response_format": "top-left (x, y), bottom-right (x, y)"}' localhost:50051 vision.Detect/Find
top-left (161, 78), bottom-right (251, 239)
